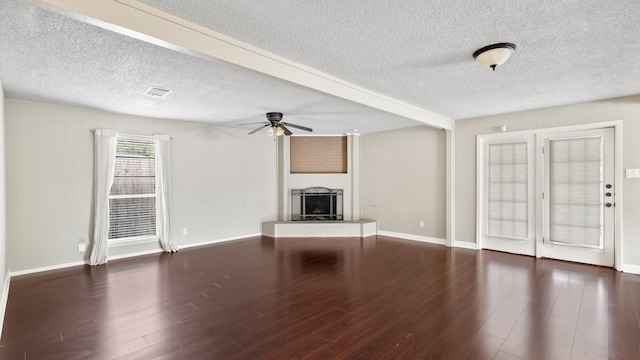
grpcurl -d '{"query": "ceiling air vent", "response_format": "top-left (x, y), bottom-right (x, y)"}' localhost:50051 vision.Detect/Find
top-left (144, 87), bottom-right (171, 98)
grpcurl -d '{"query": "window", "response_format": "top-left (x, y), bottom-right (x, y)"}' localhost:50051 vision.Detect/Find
top-left (108, 134), bottom-right (156, 241)
top-left (548, 136), bottom-right (603, 247)
top-left (487, 142), bottom-right (528, 239)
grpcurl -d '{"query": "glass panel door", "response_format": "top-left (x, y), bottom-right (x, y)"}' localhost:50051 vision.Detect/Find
top-left (543, 128), bottom-right (614, 266)
top-left (481, 137), bottom-right (535, 256)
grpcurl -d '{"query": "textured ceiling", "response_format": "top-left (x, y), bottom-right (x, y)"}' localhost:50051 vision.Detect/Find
top-left (2, 0), bottom-right (640, 134)
top-left (137, 0), bottom-right (640, 119)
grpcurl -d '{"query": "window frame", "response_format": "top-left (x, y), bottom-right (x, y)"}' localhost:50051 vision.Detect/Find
top-left (108, 133), bottom-right (158, 246)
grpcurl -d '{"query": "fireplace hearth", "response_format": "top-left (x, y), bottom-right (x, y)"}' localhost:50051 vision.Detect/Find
top-left (291, 187), bottom-right (343, 221)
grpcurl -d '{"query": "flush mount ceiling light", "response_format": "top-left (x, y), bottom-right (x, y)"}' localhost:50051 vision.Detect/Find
top-left (473, 43), bottom-right (516, 71)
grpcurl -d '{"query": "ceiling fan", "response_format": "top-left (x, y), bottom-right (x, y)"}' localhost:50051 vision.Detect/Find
top-left (238, 112), bottom-right (313, 136)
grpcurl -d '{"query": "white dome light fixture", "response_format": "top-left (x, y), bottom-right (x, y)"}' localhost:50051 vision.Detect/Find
top-left (473, 43), bottom-right (516, 71)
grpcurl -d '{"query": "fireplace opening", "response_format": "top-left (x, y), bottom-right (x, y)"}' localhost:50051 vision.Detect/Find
top-left (291, 187), bottom-right (343, 221)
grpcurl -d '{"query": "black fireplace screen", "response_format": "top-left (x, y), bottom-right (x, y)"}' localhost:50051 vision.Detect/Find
top-left (291, 187), bottom-right (343, 221)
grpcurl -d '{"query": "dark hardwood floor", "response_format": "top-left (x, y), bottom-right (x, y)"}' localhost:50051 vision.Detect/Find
top-left (1, 236), bottom-right (639, 359)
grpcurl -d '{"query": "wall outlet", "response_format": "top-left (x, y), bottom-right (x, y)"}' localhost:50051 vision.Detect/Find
top-left (626, 168), bottom-right (640, 178)
top-left (419, 221), bottom-right (425, 228)
top-left (183, 228), bottom-right (188, 235)
top-left (78, 240), bottom-right (86, 254)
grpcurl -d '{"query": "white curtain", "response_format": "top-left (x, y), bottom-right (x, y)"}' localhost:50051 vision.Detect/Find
top-left (90, 129), bottom-right (117, 265)
top-left (155, 135), bottom-right (178, 252)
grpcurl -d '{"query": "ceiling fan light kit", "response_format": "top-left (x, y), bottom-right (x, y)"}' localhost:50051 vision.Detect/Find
top-left (473, 42), bottom-right (516, 71)
top-left (267, 126), bottom-right (285, 137)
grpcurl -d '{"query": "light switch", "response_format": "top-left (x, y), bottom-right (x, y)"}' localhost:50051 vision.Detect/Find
top-left (626, 168), bottom-right (640, 178)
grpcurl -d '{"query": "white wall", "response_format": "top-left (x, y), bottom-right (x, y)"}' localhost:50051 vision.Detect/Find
top-left (5, 100), bottom-right (276, 271)
top-left (456, 95), bottom-right (640, 268)
top-left (361, 126), bottom-right (446, 238)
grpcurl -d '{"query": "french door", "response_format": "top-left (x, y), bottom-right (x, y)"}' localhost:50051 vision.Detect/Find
top-left (542, 129), bottom-right (615, 266)
top-left (478, 127), bottom-right (615, 267)
top-left (480, 137), bottom-right (536, 256)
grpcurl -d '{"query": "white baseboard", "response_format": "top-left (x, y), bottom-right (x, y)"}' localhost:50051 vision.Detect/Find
top-left (9, 234), bottom-right (262, 277)
top-left (178, 233), bottom-right (262, 250)
top-left (376, 230), bottom-right (447, 245)
top-left (454, 240), bottom-right (478, 250)
top-left (0, 272), bottom-right (10, 338)
top-left (9, 260), bottom-right (88, 277)
top-left (621, 263), bottom-right (640, 275)
top-left (376, 231), bottom-right (479, 250)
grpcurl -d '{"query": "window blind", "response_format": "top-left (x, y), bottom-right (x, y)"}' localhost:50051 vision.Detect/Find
top-left (109, 134), bottom-right (156, 240)
top-left (549, 137), bottom-right (602, 247)
top-left (487, 142), bottom-right (528, 239)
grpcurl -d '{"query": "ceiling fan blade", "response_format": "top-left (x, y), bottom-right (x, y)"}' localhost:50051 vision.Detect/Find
top-left (281, 122), bottom-right (313, 132)
top-left (237, 122), bottom-right (268, 126)
top-left (279, 124), bottom-right (293, 136)
top-left (247, 124), bottom-right (270, 135)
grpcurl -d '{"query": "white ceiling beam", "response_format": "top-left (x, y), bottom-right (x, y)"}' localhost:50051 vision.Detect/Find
top-left (29, 0), bottom-right (453, 130)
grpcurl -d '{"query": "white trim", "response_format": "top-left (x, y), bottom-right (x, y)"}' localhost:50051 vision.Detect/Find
top-left (116, 132), bottom-right (154, 142)
top-left (476, 135), bottom-right (484, 248)
top-left (377, 231), bottom-right (475, 249)
top-left (377, 230), bottom-right (446, 245)
top-left (109, 194), bottom-right (155, 199)
top-left (9, 261), bottom-right (87, 277)
top-left (621, 264), bottom-right (640, 275)
top-left (454, 241), bottom-right (479, 250)
top-left (8, 234), bottom-right (261, 276)
top-left (0, 273), bottom-right (11, 338)
top-left (178, 233), bottom-right (262, 250)
top-left (446, 125), bottom-right (455, 247)
top-left (33, 0), bottom-right (452, 130)
top-left (614, 122), bottom-right (623, 271)
top-left (476, 120), bottom-right (621, 140)
top-left (535, 134), bottom-right (545, 258)
top-left (108, 236), bottom-right (159, 247)
top-left (107, 248), bottom-right (163, 261)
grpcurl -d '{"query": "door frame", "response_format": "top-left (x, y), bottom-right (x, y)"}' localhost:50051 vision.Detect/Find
top-left (476, 120), bottom-right (623, 270)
